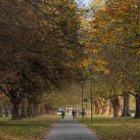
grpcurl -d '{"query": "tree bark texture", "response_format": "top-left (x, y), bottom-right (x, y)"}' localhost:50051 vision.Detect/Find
top-left (102, 99), bottom-right (110, 115)
top-left (0, 106), bottom-right (3, 117)
top-left (94, 101), bottom-right (102, 115)
top-left (121, 93), bottom-right (131, 117)
top-left (11, 99), bottom-right (21, 119)
top-left (134, 93), bottom-right (140, 119)
top-left (21, 98), bottom-right (28, 118)
top-left (27, 101), bottom-right (34, 117)
top-left (111, 96), bottom-right (122, 117)
top-left (108, 99), bottom-right (113, 115)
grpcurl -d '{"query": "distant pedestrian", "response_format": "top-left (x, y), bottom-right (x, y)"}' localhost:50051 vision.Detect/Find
top-left (81, 109), bottom-right (85, 120)
top-left (72, 110), bottom-right (77, 120)
top-left (61, 110), bottom-right (65, 119)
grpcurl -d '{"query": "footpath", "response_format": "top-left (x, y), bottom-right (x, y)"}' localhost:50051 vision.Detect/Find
top-left (42, 115), bottom-right (99, 140)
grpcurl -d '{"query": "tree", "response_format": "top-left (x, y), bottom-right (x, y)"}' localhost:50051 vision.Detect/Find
top-left (85, 0), bottom-right (140, 118)
top-left (0, 0), bottom-right (83, 119)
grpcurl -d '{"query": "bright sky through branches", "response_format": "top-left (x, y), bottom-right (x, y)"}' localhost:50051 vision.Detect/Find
top-left (83, 0), bottom-right (89, 6)
top-left (76, 0), bottom-right (89, 6)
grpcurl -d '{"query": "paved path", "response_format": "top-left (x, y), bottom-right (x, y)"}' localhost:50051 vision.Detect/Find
top-left (42, 115), bottom-right (99, 140)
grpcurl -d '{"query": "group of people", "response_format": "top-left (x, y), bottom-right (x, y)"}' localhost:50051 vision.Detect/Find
top-left (61, 109), bottom-right (85, 120)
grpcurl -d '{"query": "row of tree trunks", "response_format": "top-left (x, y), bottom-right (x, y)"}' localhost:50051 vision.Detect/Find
top-left (45, 107), bottom-right (57, 115)
top-left (11, 98), bottom-right (47, 119)
top-left (94, 92), bottom-right (140, 119)
top-left (94, 97), bottom-right (122, 117)
top-left (94, 99), bottom-right (113, 115)
top-left (0, 104), bottom-right (11, 117)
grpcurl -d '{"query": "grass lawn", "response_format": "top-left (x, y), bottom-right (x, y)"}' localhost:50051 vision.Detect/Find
top-left (79, 115), bottom-right (140, 140)
top-left (0, 115), bottom-right (60, 140)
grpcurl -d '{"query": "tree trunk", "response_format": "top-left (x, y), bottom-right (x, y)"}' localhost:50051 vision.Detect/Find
top-left (95, 101), bottom-right (102, 115)
top-left (108, 99), bottom-right (113, 115)
top-left (21, 98), bottom-right (28, 118)
top-left (102, 99), bottom-right (110, 115)
top-left (27, 101), bottom-right (34, 117)
top-left (11, 100), bottom-right (21, 119)
top-left (44, 105), bottom-right (50, 114)
top-left (33, 102), bottom-right (39, 116)
top-left (40, 103), bottom-right (45, 115)
top-left (134, 93), bottom-right (140, 119)
top-left (121, 93), bottom-right (131, 117)
top-left (0, 106), bottom-right (3, 117)
top-left (94, 101), bottom-right (98, 114)
top-left (111, 96), bottom-right (122, 117)
top-left (98, 101), bottom-right (103, 115)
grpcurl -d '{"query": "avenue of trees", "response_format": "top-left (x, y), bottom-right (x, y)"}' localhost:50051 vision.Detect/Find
top-left (0, 0), bottom-right (84, 119)
top-left (0, 0), bottom-right (140, 119)
top-left (80, 0), bottom-right (140, 118)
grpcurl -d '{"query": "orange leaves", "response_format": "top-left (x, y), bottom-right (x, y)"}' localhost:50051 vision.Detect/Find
top-left (85, 42), bottom-right (93, 48)
top-left (120, 1), bottom-right (134, 10)
top-left (104, 69), bottom-right (110, 75)
top-left (119, 72), bottom-right (126, 78)
top-left (91, 48), bottom-right (100, 53)
top-left (101, 32), bottom-right (119, 46)
top-left (97, 59), bottom-right (107, 65)
top-left (80, 57), bottom-right (109, 74)
top-left (92, 65), bottom-right (107, 72)
top-left (80, 59), bottom-right (91, 68)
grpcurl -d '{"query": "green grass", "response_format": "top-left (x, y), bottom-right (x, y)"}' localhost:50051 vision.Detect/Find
top-left (79, 115), bottom-right (140, 140)
top-left (0, 115), bottom-right (60, 140)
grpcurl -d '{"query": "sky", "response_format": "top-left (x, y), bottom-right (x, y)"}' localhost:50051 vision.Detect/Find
top-left (76, 0), bottom-right (89, 6)
top-left (83, 0), bottom-right (89, 6)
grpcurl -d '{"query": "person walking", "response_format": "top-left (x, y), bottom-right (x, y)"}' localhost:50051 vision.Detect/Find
top-left (81, 109), bottom-right (86, 120)
top-left (61, 110), bottom-right (65, 119)
top-left (72, 109), bottom-right (77, 120)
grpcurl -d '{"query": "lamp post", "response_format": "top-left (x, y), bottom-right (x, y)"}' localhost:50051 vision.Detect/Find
top-left (81, 82), bottom-right (84, 116)
top-left (84, 98), bottom-right (88, 119)
top-left (89, 68), bottom-right (93, 122)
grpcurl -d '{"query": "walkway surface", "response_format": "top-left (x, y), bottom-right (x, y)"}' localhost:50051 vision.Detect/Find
top-left (42, 115), bottom-right (99, 140)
